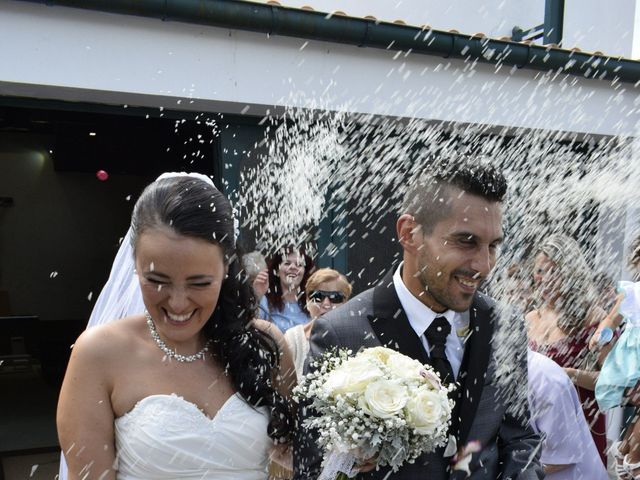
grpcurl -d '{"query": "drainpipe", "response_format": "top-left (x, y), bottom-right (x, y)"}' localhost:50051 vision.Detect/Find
top-left (17, 0), bottom-right (640, 84)
top-left (543, 0), bottom-right (564, 46)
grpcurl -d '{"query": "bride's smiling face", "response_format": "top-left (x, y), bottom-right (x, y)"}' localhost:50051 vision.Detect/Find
top-left (136, 227), bottom-right (226, 349)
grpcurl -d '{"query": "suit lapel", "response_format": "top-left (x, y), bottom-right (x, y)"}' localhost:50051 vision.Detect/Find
top-left (367, 270), bottom-right (430, 364)
top-left (454, 293), bottom-right (495, 446)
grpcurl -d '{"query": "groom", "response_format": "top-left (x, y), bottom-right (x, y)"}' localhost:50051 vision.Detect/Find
top-left (294, 159), bottom-right (543, 479)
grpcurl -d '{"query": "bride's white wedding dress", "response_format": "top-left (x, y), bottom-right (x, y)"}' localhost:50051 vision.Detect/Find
top-left (114, 393), bottom-right (271, 479)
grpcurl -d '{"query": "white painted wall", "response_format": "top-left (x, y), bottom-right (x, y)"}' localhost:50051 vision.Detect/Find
top-left (0, 1), bottom-right (639, 137)
top-left (634, 1), bottom-right (640, 58)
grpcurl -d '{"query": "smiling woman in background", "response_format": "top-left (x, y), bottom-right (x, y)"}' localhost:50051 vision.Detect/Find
top-left (255, 246), bottom-right (315, 333)
top-left (284, 268), bottom-right (352, 380)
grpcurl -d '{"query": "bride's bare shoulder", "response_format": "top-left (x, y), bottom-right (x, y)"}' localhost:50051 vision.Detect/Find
top-left (72, 314), bottom-right (146, 361)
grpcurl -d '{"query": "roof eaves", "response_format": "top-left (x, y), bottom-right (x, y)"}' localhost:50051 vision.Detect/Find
top-left (18, 0), bottom-right (640, 84)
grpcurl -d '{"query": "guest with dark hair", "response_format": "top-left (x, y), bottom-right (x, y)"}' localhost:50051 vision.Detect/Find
top-left (256, 246), bottom-right (315, 333)
top-left (57, 175), bottom-right (296, 480)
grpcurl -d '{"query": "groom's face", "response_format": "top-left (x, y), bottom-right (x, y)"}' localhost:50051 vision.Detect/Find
top-left (414, 190), bottom-right (503, 312)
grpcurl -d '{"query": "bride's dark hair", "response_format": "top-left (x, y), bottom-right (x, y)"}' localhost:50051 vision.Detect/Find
top-left (130, 176), bottom-right (293, 442)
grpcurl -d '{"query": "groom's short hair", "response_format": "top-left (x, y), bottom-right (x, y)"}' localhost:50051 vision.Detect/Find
top-left (401, 157), bottom-right (507, 234)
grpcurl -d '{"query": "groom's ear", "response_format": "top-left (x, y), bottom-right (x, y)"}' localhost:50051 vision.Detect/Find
top-left (397, 214), bottom-right (422, 255)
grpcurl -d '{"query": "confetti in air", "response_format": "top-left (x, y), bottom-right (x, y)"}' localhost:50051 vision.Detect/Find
top-left (239, 86), bottom-right (640, 417)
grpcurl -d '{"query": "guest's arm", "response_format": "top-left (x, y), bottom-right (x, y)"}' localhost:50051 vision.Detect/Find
top-left (254, 319), bottom-right (297, 398)
top-left (625, 380), bottom-right (640, 407)
top-left (563, 367), bottom-right (598, 390)
top-left (253, 320), bottom-right (298, 475)
top-left (561, 304), bottom-right (610, 389)
top-left (543, 463), bottom-right (571, 474)
top-left (292, 316), bottom-right (340, 480)
top-left (252, 269), bottom-right (269, 300)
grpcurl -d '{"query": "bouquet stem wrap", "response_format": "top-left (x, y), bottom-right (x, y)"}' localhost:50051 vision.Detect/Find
top-left (318, 451), bottom-right (358, 480)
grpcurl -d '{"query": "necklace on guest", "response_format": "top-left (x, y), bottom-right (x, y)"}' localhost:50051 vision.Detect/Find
top-left (145, 310), bottom-right (211, 362)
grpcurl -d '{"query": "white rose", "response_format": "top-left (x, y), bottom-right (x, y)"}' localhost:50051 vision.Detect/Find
top-left (358, 346), bottom-right (396, 364)
top-left (386, 353), bottom-right (426, 382)
top-left (405, 387), bottom-right (450, 434)
top-left (323, 367), bottom-right (350, 397)
top-left (325, 356), bottom-right (384, 397)
top-left (359, 379), bottom-right (409, 419)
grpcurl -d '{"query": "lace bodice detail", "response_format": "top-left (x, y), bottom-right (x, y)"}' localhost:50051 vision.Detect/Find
top-left (114, 393), bottom-right (270, 479)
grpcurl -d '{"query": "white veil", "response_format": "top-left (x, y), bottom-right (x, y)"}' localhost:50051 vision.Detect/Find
top-left (59, 172), bottom-right (215, 479)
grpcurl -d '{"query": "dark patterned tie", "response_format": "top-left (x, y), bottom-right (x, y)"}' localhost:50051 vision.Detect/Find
top-left (425, 316), bottom-right (455, 386)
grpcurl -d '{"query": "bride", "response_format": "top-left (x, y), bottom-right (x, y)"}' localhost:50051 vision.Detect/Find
top-left (57, 173), bottom-right (296, 479)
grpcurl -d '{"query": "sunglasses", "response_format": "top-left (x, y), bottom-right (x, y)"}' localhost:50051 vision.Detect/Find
top-left (308, 290), bottom-right (346, 304)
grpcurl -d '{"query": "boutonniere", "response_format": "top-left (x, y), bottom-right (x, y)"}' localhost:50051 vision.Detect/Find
top-left (456, 325), bottom-right (471, 340)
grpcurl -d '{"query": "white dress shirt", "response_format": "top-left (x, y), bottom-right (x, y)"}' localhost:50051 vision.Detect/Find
top-left (393, 264), bottom-right (468, 378)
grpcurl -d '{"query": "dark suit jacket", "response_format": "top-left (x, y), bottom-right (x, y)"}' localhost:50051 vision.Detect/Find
top-left (293, 270), bottom-right (543, 479)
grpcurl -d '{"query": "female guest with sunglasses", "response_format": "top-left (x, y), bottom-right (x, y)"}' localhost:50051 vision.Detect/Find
top-left (284, 268), bottom-right (352, 380)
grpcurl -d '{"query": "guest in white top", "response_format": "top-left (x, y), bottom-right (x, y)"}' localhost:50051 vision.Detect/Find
top-left (527, 350), bottom-right (609, 480)
top-left (284, 268), bottom-right (352, 379)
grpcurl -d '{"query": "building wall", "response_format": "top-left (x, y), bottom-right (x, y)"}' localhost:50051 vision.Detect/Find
top-left (1, 1), bottom-right (638, 138)
top-left (635, 2), bottom-right (640, 57)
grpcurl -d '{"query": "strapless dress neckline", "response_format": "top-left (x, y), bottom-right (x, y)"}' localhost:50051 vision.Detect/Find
top-left (120, 392), bottom-right (239, 422)
top-left (114, 392), bottom-right (271, 479)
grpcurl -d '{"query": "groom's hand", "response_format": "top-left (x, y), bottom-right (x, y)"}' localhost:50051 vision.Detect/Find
top-left (355, 455), bottom-right (377, 473)
top-left (357, 462), bottom-right (376, 473)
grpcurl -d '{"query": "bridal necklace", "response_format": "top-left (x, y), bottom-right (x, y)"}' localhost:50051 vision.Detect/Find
top-left (145, 310), bottom-right (212, 362)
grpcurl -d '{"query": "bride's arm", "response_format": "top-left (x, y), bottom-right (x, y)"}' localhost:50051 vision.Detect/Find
top-left (57, 327), bottom-right (117, 480)
top-left (252, 319), bottom-right (297, 398)
top-left (252, 320), bottom-right (297, 472)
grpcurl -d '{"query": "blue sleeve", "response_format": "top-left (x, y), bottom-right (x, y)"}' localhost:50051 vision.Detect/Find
top-left (257, 296), bottom-right (269, 320)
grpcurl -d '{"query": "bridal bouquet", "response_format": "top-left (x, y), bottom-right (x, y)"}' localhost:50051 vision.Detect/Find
top-left (294, 346), bottom-right (454, 479)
